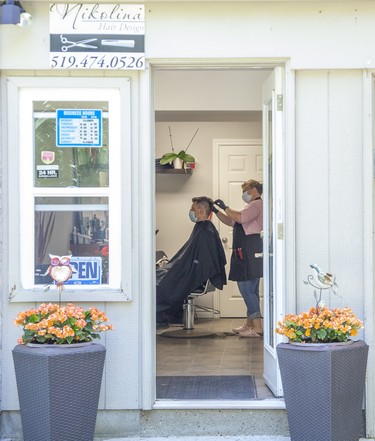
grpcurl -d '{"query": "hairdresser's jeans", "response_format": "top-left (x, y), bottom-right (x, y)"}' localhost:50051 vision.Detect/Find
top-left (237, 278), bottom-right (261, 320)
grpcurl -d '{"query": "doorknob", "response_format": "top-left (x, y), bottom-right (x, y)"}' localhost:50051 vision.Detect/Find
top-left (255, 252), bottom-right (263, 258)
top-left (222, 237), bottom-right (228, 243)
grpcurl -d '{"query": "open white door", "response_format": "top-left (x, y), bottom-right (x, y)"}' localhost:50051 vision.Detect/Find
top-left (262, 67), bottom-right (285, 397)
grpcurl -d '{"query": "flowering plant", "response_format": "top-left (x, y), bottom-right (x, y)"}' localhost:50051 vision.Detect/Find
top-left (14, 303), bottom-right (113, 345)
top-left (276, 264), bottom-right (364, 343)
top-left (159, 127), bottom-right (198, 166)
top-left (276, 306), bottom-right (363, 343)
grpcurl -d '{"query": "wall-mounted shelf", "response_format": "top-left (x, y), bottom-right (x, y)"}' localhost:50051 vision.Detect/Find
top-left (156, 168), bottom-right (192, 175)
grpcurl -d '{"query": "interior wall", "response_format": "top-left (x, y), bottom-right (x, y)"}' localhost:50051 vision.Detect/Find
top-left (154, 70), bottom-right (269, 111)
top-left (155, 121), bottom-right (261, 258)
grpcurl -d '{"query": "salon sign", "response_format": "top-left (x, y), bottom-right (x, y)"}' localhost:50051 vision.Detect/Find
top-left (49, 3), bottom-right (145, 70)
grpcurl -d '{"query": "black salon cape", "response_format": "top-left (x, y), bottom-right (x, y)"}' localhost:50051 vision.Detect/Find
top-left (156, 221), bottom-right (227, 320)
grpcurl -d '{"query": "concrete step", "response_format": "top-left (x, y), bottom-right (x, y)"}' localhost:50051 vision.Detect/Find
top-left (6, 434), bottom-right (373, 440)
top-left (2, 436), bottom-right (372, 441)
top-left (95, 438), bottom-right (291, 441)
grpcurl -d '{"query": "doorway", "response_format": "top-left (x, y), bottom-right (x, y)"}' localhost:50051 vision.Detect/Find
top-left (154, 66), bottom-right (284, 401)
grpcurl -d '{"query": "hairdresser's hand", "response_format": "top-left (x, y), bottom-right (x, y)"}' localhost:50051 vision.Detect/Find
top-left (211, 205), bottom-right (219, 214)
top-left (214, 199), bottom-right (228, 211)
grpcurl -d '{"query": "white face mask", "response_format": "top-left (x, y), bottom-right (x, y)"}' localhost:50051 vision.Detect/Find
top-left (189, 210), bottom-right (197, 223)
top-left (242, 191), bottom-right (252, 203)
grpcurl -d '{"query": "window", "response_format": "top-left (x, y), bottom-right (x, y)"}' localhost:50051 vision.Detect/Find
top-left (8, 78), bottom-right (131, 301)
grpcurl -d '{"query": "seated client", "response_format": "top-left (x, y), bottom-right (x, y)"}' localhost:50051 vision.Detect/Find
top-left (156, 196), bottom-right (227, 328)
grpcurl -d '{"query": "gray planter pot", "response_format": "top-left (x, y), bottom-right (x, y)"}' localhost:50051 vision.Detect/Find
top-left (277, 340), bottom-right (368, 441)
top-left (13, 343), bottom-right (106, 441)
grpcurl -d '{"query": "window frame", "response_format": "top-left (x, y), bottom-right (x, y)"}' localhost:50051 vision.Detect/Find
top-left (7, 77), bottom-right (132, 302)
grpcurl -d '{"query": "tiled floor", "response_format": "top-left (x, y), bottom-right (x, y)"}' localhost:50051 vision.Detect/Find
top-left (156, 318), bottom-right (274, 399)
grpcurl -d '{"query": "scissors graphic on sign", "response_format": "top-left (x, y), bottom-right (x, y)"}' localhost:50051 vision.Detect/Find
top-left (60, 35), bottom-right (98, 52)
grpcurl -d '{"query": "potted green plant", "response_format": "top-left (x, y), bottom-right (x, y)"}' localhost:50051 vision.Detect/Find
top-left (12, 255), bottom-right (113, 441)
top-left (276, 264), bottom-right (368, 441)
top-left (159, 127), bottom-right (198, 169)
top-left (159, 149), bottom-right (196, 169)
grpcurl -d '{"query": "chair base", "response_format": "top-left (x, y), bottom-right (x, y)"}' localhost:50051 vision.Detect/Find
top-left (159, 281), bottom-right (218, 338)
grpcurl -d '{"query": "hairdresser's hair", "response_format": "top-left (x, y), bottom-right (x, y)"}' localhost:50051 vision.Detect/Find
top-left (192, 196), bottom-right (214, 217)
top-left (242, 179), bottom-right (263, 195)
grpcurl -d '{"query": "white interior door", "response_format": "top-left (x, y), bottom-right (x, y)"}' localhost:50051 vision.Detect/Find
top-left (213, 139), bottom-right (262, 317)
top-left (262, 68), bottom-right (285, 397)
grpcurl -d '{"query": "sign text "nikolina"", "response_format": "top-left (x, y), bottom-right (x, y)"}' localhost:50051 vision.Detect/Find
top-left (50, 3), bottom-right (144, 30)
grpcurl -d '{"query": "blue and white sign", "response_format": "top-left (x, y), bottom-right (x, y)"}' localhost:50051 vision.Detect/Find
top-left (56, 109), bottom-right (102, 147)
top-left (66, 256), bottom-right (102, 285)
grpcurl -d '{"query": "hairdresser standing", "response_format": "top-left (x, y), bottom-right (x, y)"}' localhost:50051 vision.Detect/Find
top-left (214, 179), bottom-right (263, 338)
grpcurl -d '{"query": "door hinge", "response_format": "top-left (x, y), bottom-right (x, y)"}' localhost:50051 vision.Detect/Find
top-left (277, 223), bottom-right (284, 240)
top-left (277, 94), bottom-right (283, 111)
top-left (8, 284), bottom-right (17, 301)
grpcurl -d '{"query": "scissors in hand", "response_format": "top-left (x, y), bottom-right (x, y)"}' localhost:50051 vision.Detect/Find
top-left (60, 35), bottom-right (98, 52)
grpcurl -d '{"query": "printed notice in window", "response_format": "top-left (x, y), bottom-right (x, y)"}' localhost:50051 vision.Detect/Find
top-left (56, 109), bottom-right (102, 147)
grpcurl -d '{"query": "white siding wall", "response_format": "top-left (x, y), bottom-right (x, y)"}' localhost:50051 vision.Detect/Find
top-left (0, 71), bottom-right (143, 412)
top-left (0, 0), bottom-right (372, 421)
top-left (0, 71), bottom-right (369, 411)
top-left (2, 2), bottom-right (375, 69)
top-left (295, 70), bottom-right (365, 326)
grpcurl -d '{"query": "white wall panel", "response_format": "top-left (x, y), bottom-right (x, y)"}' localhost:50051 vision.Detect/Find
top-left (327, 71), bottom-right (363, 317)
top-left (295, 70), bottom-right (364, 325)
top-left (104, 302), bottom-right (141, 408)
top-left (295, 71), bottom-right (329, 313)
top-left (0, 74), bottom-right (142, 413)
top-left (2, 2), bottom-right (375, 69)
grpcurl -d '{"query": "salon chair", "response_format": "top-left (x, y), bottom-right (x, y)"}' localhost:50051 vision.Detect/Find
top-left (156, 250), bottom-right (169, 268)
top-left (160, 280), bottom-right (219, 338)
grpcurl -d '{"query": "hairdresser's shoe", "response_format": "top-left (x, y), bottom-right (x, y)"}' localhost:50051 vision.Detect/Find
top-left (232, 323), bottom-right (249, 334)
top-left (239, 328), bottom-right (261, 338)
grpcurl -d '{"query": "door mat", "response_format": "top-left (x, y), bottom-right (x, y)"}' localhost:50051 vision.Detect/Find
top-left (160, 330), bottom-right (237, 339)
top-left (156, 375), bottom-right (258, 400)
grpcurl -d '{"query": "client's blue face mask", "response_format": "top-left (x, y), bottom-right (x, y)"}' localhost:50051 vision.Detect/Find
top-left (189, 210), bottom-right (197, 223)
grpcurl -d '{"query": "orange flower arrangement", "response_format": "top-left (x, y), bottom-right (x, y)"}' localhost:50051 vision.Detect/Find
top-left (276, 264), bottom-right (364, 343)
top-left (14, 303), bottom-right (113, 345)
top-left (276, 306), bottom-right (363, 343)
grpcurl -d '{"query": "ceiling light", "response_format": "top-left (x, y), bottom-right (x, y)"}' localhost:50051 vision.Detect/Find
top-left (0, 0), bottom-right (32, 27)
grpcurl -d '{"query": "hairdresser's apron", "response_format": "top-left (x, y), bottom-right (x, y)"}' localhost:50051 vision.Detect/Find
top-left (228, 222), bottom-right (263, 281)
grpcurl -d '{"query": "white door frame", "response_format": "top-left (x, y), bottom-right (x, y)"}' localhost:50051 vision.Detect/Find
top-left (262, 68), bottom-right (284, 396)
top-left (142, 59), bottom-right (294, 411)
top-left (363, 70), bottom-right (375, 438)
